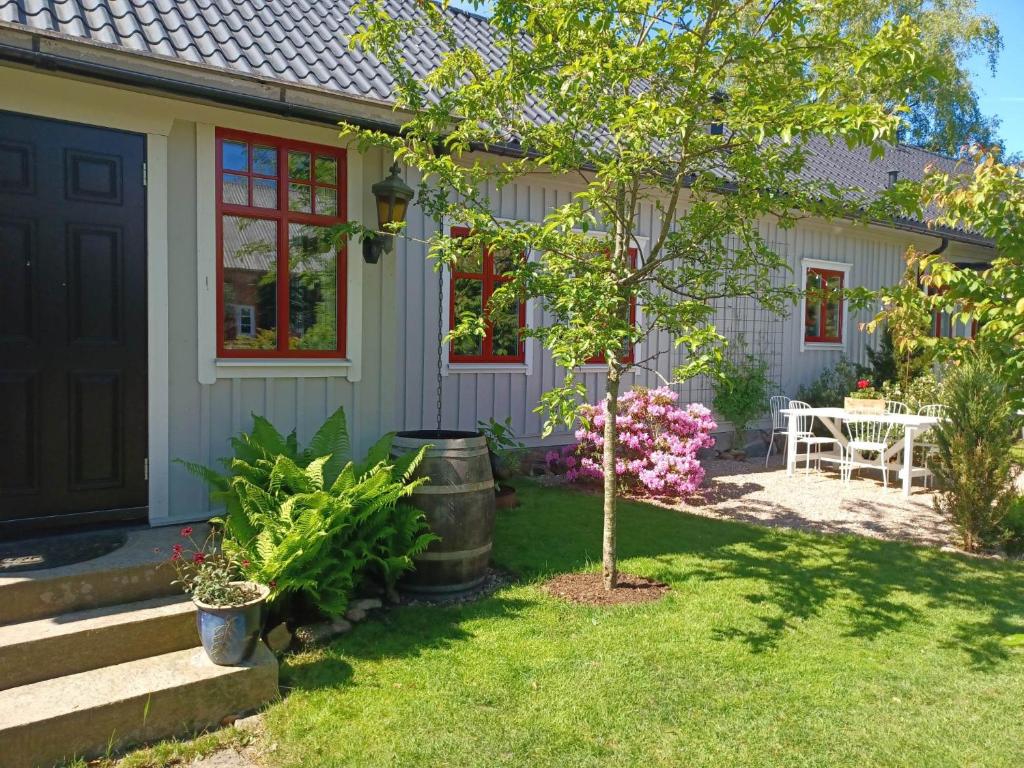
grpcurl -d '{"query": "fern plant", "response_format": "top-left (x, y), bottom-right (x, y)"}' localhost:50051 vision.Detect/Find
top-left (179, 407), bottom-right (437, 619)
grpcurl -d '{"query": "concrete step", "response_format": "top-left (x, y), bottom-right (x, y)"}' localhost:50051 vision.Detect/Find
top-left (0, 595), bottom-right (198, 691)
top-left (0, 525), bottom-right (205, 625)
top-left (0, 643), bottom-right (279, 768)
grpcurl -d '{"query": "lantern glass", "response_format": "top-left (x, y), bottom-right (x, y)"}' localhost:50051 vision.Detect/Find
top-left (376, 196), bottom-right (393, 231)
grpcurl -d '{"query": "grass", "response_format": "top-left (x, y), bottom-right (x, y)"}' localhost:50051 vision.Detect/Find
top-left (1012, 441), bottom-right (1024, 465)
top-left (256, 482), bottom-right (1024, 767)
top-left (63, 727), bottom-right (247, 768)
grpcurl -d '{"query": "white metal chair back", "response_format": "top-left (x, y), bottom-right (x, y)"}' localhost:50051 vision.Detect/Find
top-left (769, 395), bottom-right (789, 430)
top-left (917, 404), bottom-right (946, 419)
top-left (787, 400), bottom-right (816, 436)
top-left (916, 403), bottom-right (945, 451)
top-left (845, 416), bottom-right (895, 447)
top-left (885, 400), bottom-right (909, 415)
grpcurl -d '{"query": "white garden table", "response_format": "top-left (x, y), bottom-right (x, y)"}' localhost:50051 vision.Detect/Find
top-left (780, 407), bottom-right (942, 498)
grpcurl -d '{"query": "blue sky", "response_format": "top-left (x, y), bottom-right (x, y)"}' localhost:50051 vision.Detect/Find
top-left (969, 0), bottom-right (1024, 156)
top-left (452, 0), bottom-right (1023, 155)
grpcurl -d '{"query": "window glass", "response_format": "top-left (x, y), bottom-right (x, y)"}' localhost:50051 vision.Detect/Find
top-left (289, 183), bottom-right (312, 213)
top-left (252, 178), bottom-right (277, 209)
top-left (288, 151), bottom-right (311, 180)
top-left (222, 140), bottom-right (247, 172)
top-left (288, 224), bottom-right (338, 351)
top-left (490, 297), bottom-right (521, 357)
top-left (252, 146), bottom-right (277, 176)
top-left (221, 215), bottom-right (277, 350)
top-left (315, 156), bottom-right (337, 185)
top-left (222, 173), bottom-right (248, 205)
top-left (315, 187), bottom-right (338, 217)
top-left (453, 278), bottom-right (484, 356)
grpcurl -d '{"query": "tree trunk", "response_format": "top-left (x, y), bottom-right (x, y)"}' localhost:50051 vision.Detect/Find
top-left (602, 368), bottom-right (620, 590)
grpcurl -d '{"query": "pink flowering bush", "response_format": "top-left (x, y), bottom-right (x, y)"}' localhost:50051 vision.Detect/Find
top-left (569, 386), bottom-right (716, 496)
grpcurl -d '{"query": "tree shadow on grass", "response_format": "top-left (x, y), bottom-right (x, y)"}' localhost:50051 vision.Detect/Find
top-left (281, 593), bottom-right (533, 693)
top-left (501, 482), bottom-right (1024, 669)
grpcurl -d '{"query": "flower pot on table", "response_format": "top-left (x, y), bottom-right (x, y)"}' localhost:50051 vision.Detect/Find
top-left (844, 397), bottom-right (886, 414)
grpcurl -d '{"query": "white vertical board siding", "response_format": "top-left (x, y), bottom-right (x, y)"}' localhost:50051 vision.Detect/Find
top-left (165, 128), bottom-right (393, 521)
top-left (395, 170), bottom-right (923, 444)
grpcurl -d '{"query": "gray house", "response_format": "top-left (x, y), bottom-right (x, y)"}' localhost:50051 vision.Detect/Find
top-left (0, 1), bottom-right (998, 763)
top-left (0, 0), bottom-right (992, 534)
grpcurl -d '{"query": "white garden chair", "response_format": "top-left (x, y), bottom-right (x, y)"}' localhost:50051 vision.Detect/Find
top-left (765, 395), bottom-right (790, 467)
top-left (915, 404), bottom-right (946, 488)
top-left (842, 417), bottom-right (898, 488)
top-left (788, 400), bottom-right (842, 476)
top-left (885, 400), bottom-right (909, 415)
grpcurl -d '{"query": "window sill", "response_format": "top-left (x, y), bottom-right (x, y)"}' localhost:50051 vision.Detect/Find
top-left (213, 357), bottom-right (354, 379)
top-left (444, 362), bottom-right (531, 375)
top-left (801, 341), bottom-right (845, 352)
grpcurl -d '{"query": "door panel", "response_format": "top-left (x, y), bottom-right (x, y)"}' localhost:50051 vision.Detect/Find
top-left (0, 112), bottom-right (147, 529)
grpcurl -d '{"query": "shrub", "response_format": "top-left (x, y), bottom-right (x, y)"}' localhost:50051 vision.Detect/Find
top-left (796, 358), bottom-right (866, 408)
top-left (1001, 497), bottom-right (1024, 558)
top-left (180, 408), bottom-right (437, 620)
top-left (570, 386), bottom-right (716, 496)
top-left (930, 353), bottom-right (1022, 552)
top-left (879, 371), bottom-right (942, 412)
top-left (711, 354), bottom-right (771, 452)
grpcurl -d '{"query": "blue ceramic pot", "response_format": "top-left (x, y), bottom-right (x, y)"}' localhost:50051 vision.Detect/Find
top-left (194, 582), bottom-right (269, 666)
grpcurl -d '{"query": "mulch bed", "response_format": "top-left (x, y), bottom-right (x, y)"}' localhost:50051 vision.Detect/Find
top-left (543, 572), bottom-right (669, 606)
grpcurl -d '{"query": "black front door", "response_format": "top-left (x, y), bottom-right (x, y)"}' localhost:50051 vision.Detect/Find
top-left (0, 112), bottom-right (148, 531)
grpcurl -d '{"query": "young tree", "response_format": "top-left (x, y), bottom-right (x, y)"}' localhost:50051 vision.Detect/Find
top-left (346, 0), bottom-right (936, 589)
top-left (866, 148), bottom-right (1024, 401)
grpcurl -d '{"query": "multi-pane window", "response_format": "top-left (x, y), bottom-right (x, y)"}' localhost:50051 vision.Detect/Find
top-left (217, 129), bottom-right (346, 358)
top-left (587, 247), bottom-right (638, 364)
top-left (804, 267), bottom-right (844, 344)
top-left (449, 227), bottom-right (525, 363)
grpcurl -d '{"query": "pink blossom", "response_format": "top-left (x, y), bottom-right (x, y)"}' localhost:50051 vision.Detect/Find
top-left (566, 386), bottom-right (715, 498)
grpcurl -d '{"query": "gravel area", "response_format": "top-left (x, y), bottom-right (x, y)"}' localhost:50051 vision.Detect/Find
top-left (661, 455), bottom-right (958, 550)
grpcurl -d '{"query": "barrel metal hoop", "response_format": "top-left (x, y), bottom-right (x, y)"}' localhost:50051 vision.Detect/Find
top-left (411, 480), bottom-right (494, 495)
top-left (415, 542), bottom-right (493, 562)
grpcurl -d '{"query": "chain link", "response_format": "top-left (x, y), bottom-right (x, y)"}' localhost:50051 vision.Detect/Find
top-left (436, 255), bottom-right (444, 433)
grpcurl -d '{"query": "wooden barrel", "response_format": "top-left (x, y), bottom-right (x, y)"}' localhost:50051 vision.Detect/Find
top-left (391, 430), bottom-right (496, 593)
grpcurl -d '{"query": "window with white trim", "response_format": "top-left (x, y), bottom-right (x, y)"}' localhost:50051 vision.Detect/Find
top-left (448, 226), bottom-right (526, 363)
top-left (803, 263), bottom-right (847, 345)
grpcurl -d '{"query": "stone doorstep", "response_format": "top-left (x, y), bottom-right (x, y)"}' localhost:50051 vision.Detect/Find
top-left (0, 643), bottom-right (279, 768)
top-left (0, 595), bottom-right (198, 691)
top-left (0, 525), bottom-right (206, 625)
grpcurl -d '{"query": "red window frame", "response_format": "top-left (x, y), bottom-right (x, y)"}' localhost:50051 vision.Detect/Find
top-left (804, 267), bottom-right (844, 344)
top-left (587, 247), bottom-right (639, 364)
top-left (216, 128), bottom-right (347, 358)
top-left (449, 227), bottom-right (526, 363)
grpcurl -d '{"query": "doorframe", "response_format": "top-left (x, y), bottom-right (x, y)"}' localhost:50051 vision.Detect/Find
top-left (146, 134), bottom-right (170, 524)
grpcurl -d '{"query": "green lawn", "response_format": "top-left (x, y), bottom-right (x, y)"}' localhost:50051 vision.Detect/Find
top-left (1013, 441), bottom-right (1024, 465)
top-left (264, 483), bottom-right (1024, 768)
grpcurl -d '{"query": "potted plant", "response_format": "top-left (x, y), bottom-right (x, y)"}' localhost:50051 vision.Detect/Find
top-left (711, 353), bottom-right (771, 460)
top-left (478, 418), bottom-right (526, 509)
top-left (845, 379), bottom-right (886, 413)
top-left (170, 527), bottom-right (269, 666)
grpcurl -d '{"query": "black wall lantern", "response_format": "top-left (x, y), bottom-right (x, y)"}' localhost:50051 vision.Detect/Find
top-left (363, 162), bottom-right (415, 264)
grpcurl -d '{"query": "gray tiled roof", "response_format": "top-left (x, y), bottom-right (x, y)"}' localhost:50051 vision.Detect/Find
top-left (0, 0), bottom-right (979, 242)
